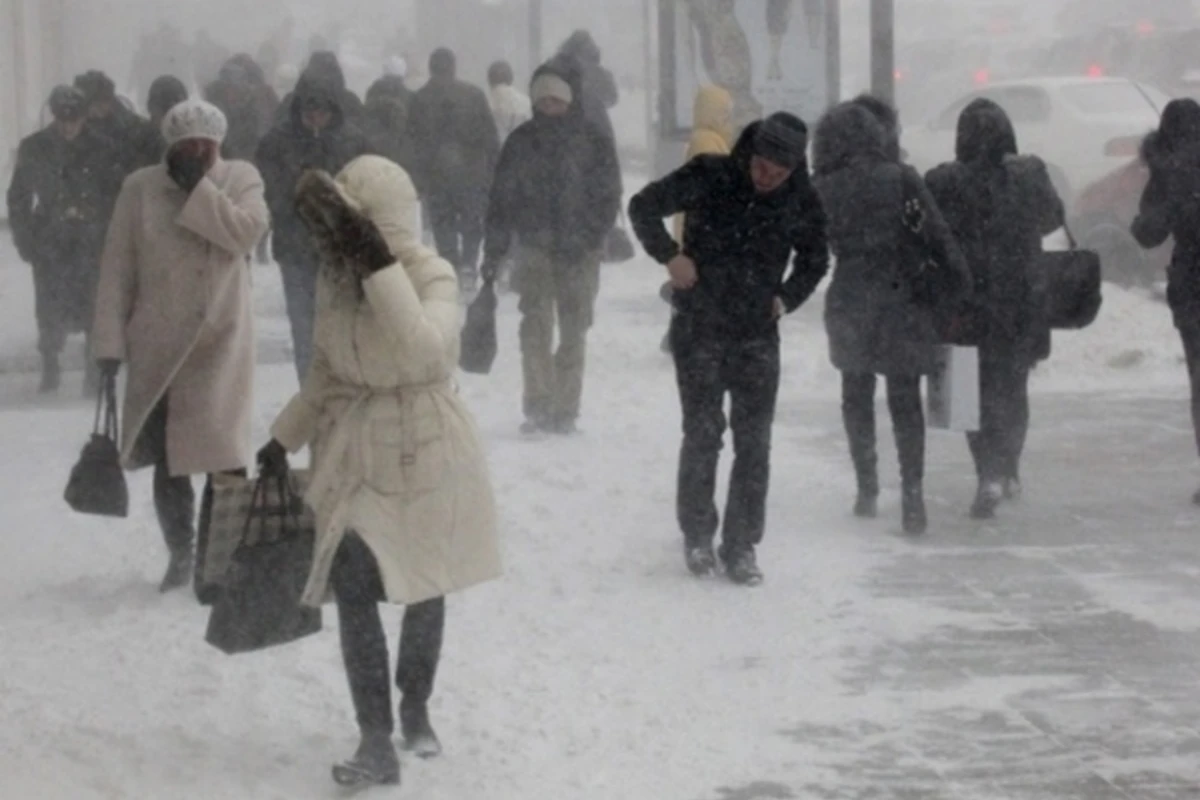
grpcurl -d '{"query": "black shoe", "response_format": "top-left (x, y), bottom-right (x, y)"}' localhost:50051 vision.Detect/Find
top-left (39, 358), bottom-right (60, 394)
top-left (159, 549), bottom-right (194, 593)
top-left (684, 543), bottom-right (718, 577)
top-left (400, 702), bottom-right (442, 759)
top-left (854, 492), bottom-right (879, 519)
top-left (902, 485), bottom-right (927, 535)
top-left (970, 481), bottom-right (1003, 520)
top-left (332, 731), bottom-right (401, 787)
top-left (1003, 477), bottom-right (1023, 501)
top-left (723, 548), bottom-right (763, 586)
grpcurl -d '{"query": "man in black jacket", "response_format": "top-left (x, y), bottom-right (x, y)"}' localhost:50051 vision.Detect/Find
top-left (481, 56), bottom-right (621, 436)
top-left (410, 48), bottom-right (501, 289)
top-left (74, 70), bottom-right (162, 175)
top-left (8, 86), bottom-right (123, 393)
top-left (629, 113), bottom-right (829, 586)
top-left (256, 69), bottom-right (373, 380)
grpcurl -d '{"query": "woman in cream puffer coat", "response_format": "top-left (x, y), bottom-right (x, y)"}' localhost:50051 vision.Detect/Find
top-left (260, 154), bottom-right (501, 787)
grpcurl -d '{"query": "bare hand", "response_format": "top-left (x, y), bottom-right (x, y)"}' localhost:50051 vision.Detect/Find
top-left (666, 254), bottom-right (698, 290)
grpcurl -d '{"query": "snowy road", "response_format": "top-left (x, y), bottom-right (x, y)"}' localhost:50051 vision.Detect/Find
top-left (2, 247), bottom-right (1200, 799)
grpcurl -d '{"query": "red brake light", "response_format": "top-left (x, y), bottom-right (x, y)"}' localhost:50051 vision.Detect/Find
top-left (894, 68), bottom-right (905, 82)
top-left (1086, 64), bottom-right (1105, 78)
top-left (973, 68), bottom-right (990, 85)
top-left (1136, 20), bottom-right (1155, 35)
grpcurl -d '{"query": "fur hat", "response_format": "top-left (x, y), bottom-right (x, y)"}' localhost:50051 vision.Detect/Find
top-left (531, 73), bottom-right (573, 106)
top-left (161, 99), bottom-right (228, 147)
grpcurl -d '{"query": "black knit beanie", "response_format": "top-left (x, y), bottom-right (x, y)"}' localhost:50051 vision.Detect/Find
top-left (753, 112), bottom-right (808, 169)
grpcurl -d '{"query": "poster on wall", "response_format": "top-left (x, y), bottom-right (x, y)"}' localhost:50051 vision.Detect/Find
top-left (672, 0), bottom-right (829, 131)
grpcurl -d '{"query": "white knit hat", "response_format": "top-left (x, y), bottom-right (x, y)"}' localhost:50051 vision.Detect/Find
top-left (531, 73), bottom-right (573, 106)
top-left (161, 99), bottom-right (228, 147)
top-left (384, 55), bottom-right (408, 78)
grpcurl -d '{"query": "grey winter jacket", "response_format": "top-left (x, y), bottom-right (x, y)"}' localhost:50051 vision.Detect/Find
top-left (813, 102), bottom-right (968, 376)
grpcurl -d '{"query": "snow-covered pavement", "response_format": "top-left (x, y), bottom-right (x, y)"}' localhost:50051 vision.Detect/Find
top-left (2, 244), bottom-right (1200, 799)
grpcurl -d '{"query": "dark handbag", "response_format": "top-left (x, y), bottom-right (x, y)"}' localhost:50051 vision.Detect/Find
top-left (204, 472), bottom-right (322, 655)
top-left (602, 210), bottom-right (636, 264)
top-left (900, 187), bottom-right (959, 308)
top-left (459, 278), bottom-right (498, 375)
top-left (64, 375), bottom-right (129, 518)
top-left (1036, 227), bottom-right (1102, 330)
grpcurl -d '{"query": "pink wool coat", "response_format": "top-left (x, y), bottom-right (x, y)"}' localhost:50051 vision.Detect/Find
top-left (92, 160), bottom-right (270, 476)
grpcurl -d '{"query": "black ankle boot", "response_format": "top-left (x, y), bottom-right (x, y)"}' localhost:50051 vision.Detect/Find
top-left (902, 483), bottom-right (927, 535)
top-left (332, 730), bottom-right (400, 787)
top-left (400, 701), bottom-right (442, 758)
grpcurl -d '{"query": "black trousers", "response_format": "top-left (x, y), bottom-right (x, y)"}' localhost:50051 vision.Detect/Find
top-left (331, 533), bottom-right (445, 736)
top-left (967, 347), bottom-right (1031, 484)
top-left (426, 190), bottom-right (485, 281)
top-left (674, 331), bottom-right (780, 555)
top-left (841, 372), bottom-right (925, 490)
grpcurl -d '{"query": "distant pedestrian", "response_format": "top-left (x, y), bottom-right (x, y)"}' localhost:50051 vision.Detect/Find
top-left (926, 98), bottom-right (1065, 519)
top-left (1132, 97), bottom-right (1200, 505)
top-left (557, 30), bottom-right (619, 143)
top-left (487, 60), bottom-right (531, 144)
top-left (74, 70), bottom-right (162, 174)
top-left (629, 112), bottom-right (829, 585)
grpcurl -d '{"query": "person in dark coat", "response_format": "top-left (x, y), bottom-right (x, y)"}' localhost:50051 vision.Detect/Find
top-left (276, 50), bottom-right (366, 127)
top-left (363, 73), bottom-right (414, 172)
top-left (481, 56), bottom-right (621, 435)
top-left (409, 48), bottom-right (501, 288)
top-left (74, 70), bottom-right (162, 175)
top-left (1132, 97), bottom-right (1200, 505)
top-left (205, 54), bottom-right (280, 161)
top-left (7, 86), bottom-right (123, 393)
top-left (557, 30), bottom-right (619, 143)
top-left (255, 69), bottom-right (373, 380)
top-left (629, 112), bottom-right (829, 585)
top-left (926, 99), bottom-right (1065, 519)
top-left (145, 75), bottom-right (190, 163)
top-left (849, 92), bottom-right (903, 162)
top-left (812, 101), bottom-right (969, 535)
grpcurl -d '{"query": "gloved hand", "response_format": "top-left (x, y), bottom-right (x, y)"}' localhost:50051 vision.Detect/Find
top-left (97, 359), bottom-right (121, 380)
top-left (340, 209), bottom-right (393, 275)
top-left (165, 148), bottom-right (212, 193)
top-left (256, 439), bottom-right (289, 477)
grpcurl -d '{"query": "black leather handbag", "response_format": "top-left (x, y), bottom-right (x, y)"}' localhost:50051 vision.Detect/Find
top-left (460, 279), bottom-right (498, 375)
top-left (1036, 226), bottom-right (1103, 330)
top-left (64, 376), bottom-right (129, 518)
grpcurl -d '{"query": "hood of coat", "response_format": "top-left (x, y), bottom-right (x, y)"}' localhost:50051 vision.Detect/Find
top-left (559, 30), bottom-right (602, 67)
top-left (334, 155), bottom-right (438, 272)
top-left (848, 93), bottom-right (901, 162)
top-left (305, 51), bottom-right (348, 93)
top-left (812, 101), bottom-right (887, 177)
top-left (692, 85), bottom-right (734, 149)
top-left (729, 119), bottom-right (812, 199)
top-left (366, 75), bottom-right (409, 105)
top-left (1142, 97), bottom-right (1200, 171)
top-left (290, 70), bottom-right (347, 131)
top-left (529, 56), bottom-right (586, 121)
top-left (955, 98), bottom-right (1017, 165)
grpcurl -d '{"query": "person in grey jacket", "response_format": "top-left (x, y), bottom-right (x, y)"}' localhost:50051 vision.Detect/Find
top-left (813, 101), bottom-right (969, 535)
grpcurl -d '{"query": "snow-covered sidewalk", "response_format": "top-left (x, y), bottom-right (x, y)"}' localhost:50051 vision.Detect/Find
top-left (2, 247), bottom-right (1200, 798)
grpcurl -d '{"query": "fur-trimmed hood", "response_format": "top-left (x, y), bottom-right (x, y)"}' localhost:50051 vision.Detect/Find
top-left (812, 101), bottom-right (887, 177)
top-left (1142, 97), bottom-right (1200, 172)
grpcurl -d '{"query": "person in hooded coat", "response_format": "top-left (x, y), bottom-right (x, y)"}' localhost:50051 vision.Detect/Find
top-left (926, 99), bottom-right (1065, 519)
top-left (363, 72), bottom-right (414, 173)
top-left (480, 56), bottom-right (622, 436)
top-left (408, 48), bottom-right (501, 289)
top-left (91, 100), bottom-right (269, 592)
top-left (812, 101), bottom-right (969, 535)
top-left (557, 30), bottom-right (619, 143)
top-left (74, 70), bottom-right (162, 176)
top-left (257, 156), bottom-right (500, 787)
top-left (1132, 97), bottom-right (1200, 505)
top-left (205, 54), bottom-right (279, 162)
top-left (276, 51), bottom-right (366, 126)
top-left (629, 112), bottom-right (829, 585)
top-left (256, 68), bottom-right (373, 380)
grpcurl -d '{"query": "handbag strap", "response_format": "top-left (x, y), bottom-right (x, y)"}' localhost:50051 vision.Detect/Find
top-left (96, 375), bottom-right (119, 442)
top-left (241, 472), bottom-right (304, 546)
top-left (1062, 223), bottom-right (1079, 251)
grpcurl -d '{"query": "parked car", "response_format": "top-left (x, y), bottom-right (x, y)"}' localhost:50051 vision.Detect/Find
top-left (902, 76), bottom-right (1169, 214)
top-left (1075, 155), bottom-right (1172, 287)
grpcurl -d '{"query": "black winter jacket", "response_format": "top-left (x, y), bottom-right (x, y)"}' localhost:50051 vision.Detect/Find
top-left (483, 57), bottom-right (622, 268)
top-left (629, 122), bottom-right (830, 342)
top-left (255, 73), bottom-right (374, 268)
top-left (408, 75), bottom-right (500, 197)
top-left (91, 105), bottom-right (163, 175)
top-left (926, 100), bottom-right (1064, 364)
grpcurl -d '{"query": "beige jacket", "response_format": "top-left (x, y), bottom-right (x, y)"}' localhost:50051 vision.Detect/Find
top-left (271, 155), bottom-right (501, 607)
top-left (92, 160), bottom-right (269, 476)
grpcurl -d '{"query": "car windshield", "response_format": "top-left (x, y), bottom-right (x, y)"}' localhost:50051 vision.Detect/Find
top-left (1061, 82), bottom-right (1158, 116)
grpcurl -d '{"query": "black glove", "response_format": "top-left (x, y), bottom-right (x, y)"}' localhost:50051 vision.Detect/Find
top-left (97, 359), bottom-right (121, 380)
top-left (166, 149), bottom-right (211, 193)
top-left (340, 209), bottom-right (394, 275)
top-left (256, 439), bottom-right (289, 477)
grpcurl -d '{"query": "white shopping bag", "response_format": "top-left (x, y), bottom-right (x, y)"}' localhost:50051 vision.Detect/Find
top-left (926, 346), bottom-right (980, 432)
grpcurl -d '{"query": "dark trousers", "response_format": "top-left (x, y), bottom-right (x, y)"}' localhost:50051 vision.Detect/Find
top-left (278, 262), bottom-right (318, 382)
top-left (967, 348), bottom-right (1031, 483)
top-left (331, 533), bottom-right (445, 736)
top-left (32, 257), bottom-right (92, 359)
top-left (674, 331), bottom-right (780, 555)
top-left (841, 372), bottom-right (925, 491)
top-left (426, 191), bottom-right (484, 282)
top-left (1179, 321), bottom-right (1200, 459)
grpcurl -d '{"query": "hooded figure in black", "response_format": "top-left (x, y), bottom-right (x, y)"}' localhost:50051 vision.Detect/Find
top-left (813, 101), bottom-right (969, 535)
top-left (255, 68), bottom-right (373, 380)
top-left (74, 70), bottom-right (162, 175)
top-left (408, 48), bottom-right (501, 287)
top-left (629, 112), bottom-right (829, 585)
top-left (926, 99), bottom-right (1065, 519)
top-left (205, 54), bottom-right (280, 161)
top-left (363, 74), bottom-right (414, 173)
top-left (481, 56), bottom-right (621, 436)
top-left (276, 51), bottom-right (366, 126)
top-left (8, 85), bottom-right (123, 393)
top-left (1132, 97), bottom-right (1200, 504)
top-left (557, 30), bottom-right (619, 143)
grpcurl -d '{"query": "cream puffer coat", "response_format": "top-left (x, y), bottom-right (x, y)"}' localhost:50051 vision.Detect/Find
top-left (270, 155), bottom-right (501, 607)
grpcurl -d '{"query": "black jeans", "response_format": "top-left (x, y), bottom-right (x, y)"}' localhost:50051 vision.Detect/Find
top-left (426, 190), bottom-right (485, 282)
top-left (967, 347), bottom-right (1031, 484)
top-left (331, 533), bottom-right (445, 736)
top-left (674, 330), bottom-right (780, 556)
top-left (841, 372), bottom-right (925, 491)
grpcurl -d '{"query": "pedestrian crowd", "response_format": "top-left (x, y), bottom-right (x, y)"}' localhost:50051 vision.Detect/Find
top-left (9, 20), bottom-right (1198, 791)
